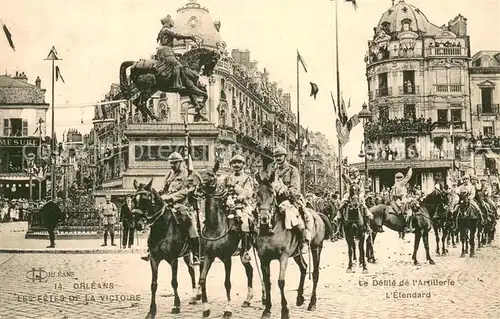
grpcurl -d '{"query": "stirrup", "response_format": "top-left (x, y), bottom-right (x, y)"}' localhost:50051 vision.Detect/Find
top-left (241, 251), bottom-right (251, 263)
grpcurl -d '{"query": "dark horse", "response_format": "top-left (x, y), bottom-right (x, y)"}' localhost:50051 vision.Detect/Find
top-left (341, 184), bottom-right (368, 273)
top-left (369, 198), bottom-right (435, 265)
top-left (197, 162), bottom-right (255, 318)
top-left (132, 179), bottom-right (201, 318)
top-left (456, 191), bottom-right (479, 258)
top-left (119, 47), bottom-right (220, 121)
top-left (254, 170), bottom-right (333, 319)
top-left (474, 190), bottom-right (496, 248)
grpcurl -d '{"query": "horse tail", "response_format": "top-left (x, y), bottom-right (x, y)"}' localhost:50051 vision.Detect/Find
top-left (317, 212), bottom-right (333, 240)
top-left (119, 61), bottom-right (135, 98)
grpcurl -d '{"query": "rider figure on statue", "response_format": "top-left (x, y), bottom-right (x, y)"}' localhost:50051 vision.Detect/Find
top-left (156, 15), bottom-right (199, 89)
top-left (271, 146), bottom-right (313, 254)
top-left (140, 152), bottom-right (201, 264)
top-left (224, 154), bottom-right (254, 263)
top-left (390, 167), bottom-right (413, 233)
top-left (334, 167), bottom-right (376, 232)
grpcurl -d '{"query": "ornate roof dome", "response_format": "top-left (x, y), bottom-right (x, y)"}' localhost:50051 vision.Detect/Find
top-left (171, 0), bottom-right (222, 49)
top-left (376, 0), bottom-right (441, 36)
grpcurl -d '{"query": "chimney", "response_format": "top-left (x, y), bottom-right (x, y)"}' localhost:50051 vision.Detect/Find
top-left (448, 14), bottom-right (467, 36)
top-left (240, 50), bottom-right (250, 67)
top-left (231, 49), bottom-right (241, 64)
top-left (13, 71), bottom-right (28, 83)
top-left (35, 76), bottom-right (41, 89)
top-left (283, 93), bottom-right (291, 110)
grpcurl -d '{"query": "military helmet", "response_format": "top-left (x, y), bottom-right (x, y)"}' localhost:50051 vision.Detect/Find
top-left (470, 175), bottom-right (478, 181)
top-left (349, 167), bottom-right (359, 175)
top-left (462, 175), bottom-right (470, 181)
top-left (395, 172), bottom-right (404, 180)
top-left (273, 146), bottom-right (287, 157)
top-left (168, 152), bottom-right (184, 163)
top-left (230, 154), bottom-right (246, 164)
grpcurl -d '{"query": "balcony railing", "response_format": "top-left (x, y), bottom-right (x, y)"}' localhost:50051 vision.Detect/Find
top-left (477, 104), bottom-right (500, 115)
top-left (375, 87), bottom-right (391, 97)
top-left (399, 85), bottom-right (419, 95)
top-left (366, 147), bottom-right (467, 162)
top-left (431, 121), bottom-right (465, 132)
top-left (427, 47), bottom-right (468, 57)
top-left (434, 84), bottom-right (463, 93)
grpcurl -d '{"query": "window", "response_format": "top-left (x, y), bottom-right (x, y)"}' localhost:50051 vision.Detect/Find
top-left (485, 157), bottom-right (496, 173)
top-left (483, 126), bottom-right (494, 136)
top-left (401, 19), bottom-right (412, 31)
top-left (22, 120), bottom-right (28, 136)
top-left (450, 109), bottom-right (462, 122)
top-left (437, 110), bottom-right (448, 122)
top-left (449, 69), bottom-right (461, 84)
top-left (377, 73), bottom-right (389, 96)
top-left (405, 137), bottom-right (417, 159)
top-left (379, 106), bottom-right (389, 121)
top-left (404, 104), bottom-right (416, 119)
top-left (435, 69), bottom-right (447, 85)
top-left (6, 118), bottom-right (23, 137)
top-left (402, 71), bottom-right (415, 94)
top-left (481, 88), bottom-right (493, 113)
top-left (3, 119), bottom-right (10, 136)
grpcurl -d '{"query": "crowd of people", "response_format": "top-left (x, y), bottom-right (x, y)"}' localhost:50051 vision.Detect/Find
top-left (0, 197), bottom-right (45, 223)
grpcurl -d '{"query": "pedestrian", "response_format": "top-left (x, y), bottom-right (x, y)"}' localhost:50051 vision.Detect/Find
top-left (99, 195), bottom-right (118, 246)
top-left (40, 198), bottom-right (65, 248)
top-left (120, 195), bottom-right (135, 248)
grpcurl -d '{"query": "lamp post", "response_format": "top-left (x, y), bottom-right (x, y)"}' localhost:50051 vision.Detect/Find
top-left (358, 102), bottom-right (373, 190)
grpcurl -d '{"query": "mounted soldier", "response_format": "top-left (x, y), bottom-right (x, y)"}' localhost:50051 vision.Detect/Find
top-left (271, 146), bottom-right (312, 254)
top-left (390, 167), bottom-right (413, 233)
top-left (140, 152), bottom-right (201, 263)
top-left (453, 175), bottom-right (484, 226)
top-left (479, 177), bottom-right (497, 215)
top-left (224, 154), bottom-right (254, 262)
top-left (334, 167), bottom-right (375, 232)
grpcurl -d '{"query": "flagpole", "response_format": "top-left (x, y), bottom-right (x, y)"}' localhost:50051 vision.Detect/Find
top-left (50, 58), bottom-right (56, 200)
top-left (335, 0), bottom-right (343, 197)
top-left (296, 50), bottom-right (303, 194)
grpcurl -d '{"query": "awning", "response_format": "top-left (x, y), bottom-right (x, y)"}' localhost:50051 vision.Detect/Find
top-left (484, 153), bottom-right (498, 159)
top-left (0, 174), bottom-right (43, 181)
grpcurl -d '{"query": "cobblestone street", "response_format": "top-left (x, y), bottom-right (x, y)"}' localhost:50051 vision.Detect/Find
top-left (1, 224), bottom-right (499, 319)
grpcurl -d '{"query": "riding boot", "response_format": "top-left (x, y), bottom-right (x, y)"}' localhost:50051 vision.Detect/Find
top-left (405, 215), bottom-right (414, 233)
top-left (241, 232), bottom-right (251, 263)
top-left (190, 237), bottom-right (201, 265)
top-left (110, 233), bottom-right (116, 246)
top-left (101, 232), bottom-right (108, 246)
top-left (300, 229), bottom-right (309, 255)
top-left (141, 248), bottom-right (150, 262)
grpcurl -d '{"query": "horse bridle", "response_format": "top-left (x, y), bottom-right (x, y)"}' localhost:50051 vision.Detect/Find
top-left (134, 189), bottom-right (167, 227)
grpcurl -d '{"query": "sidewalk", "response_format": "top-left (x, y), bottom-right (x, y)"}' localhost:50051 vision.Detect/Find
top-left (0, 222), bottom-right (148, 254)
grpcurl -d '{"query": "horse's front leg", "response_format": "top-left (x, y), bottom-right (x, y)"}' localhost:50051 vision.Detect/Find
top-left (422, 231), bottom-right (435, 265)
top-left (433, 225), bottom-right (441, 255)
top-left (170, 259), bottom-right (181, 314)
top-left (470, 223), bottom-right (477, 258)
top-left (260, 258), bottom-right (272, 319)
top-left (145, 255), bottom-right (160, 319)
top-left (308, 246), bottom-right (323, 311)
top-left (222, 258), bottom-right (233, 318)
top-left (359, 235), bottom-right (368, 273)
top-left (199, 256), bottom-right (214, 317)
top-left (277, 255), bottom-right (290, 319)
top-left (346, 235), bottom-right (354, 273)
top-left (412, 230), bottom-right (422, 265)
top-left (183, 255), bottom-right (200, 305)
top-left (293, 254), bottom-right (307, 307)
top-left (442, 227), bottom-right (449, 255)
top-left (459, 224), bottom-right (466, 257)
top-left (240, 254), bottom-right (254, 308)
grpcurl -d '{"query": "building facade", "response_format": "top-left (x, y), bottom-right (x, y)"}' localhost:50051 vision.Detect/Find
top-left (0, 72), bottom-right (50, 199)
top-left (469, 51), bottom-right (500, 188)
top-left (352, 0), bottom-right (471, 193)
top-left (86, 0), bottom-right (336, 201)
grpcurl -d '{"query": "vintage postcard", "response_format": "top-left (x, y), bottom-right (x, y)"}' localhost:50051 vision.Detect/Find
top-left (1, 0), bottom-right (499, 318)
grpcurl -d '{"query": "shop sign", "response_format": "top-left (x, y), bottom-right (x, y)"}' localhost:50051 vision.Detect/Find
top-left (0, 137), bottom-right (40, 147)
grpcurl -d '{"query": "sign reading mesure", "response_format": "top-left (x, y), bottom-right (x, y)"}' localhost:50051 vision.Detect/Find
top-left (0, 137), bottom-right (41, 147)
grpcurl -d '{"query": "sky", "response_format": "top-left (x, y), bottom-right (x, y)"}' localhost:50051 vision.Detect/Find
top-left (1, 0), bottom-right (500, 163)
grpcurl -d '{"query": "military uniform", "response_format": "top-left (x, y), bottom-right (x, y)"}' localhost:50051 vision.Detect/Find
top-left (99, 197), bottom-right (118, 246)
top-left (390, 168), bottom-right (413, 232)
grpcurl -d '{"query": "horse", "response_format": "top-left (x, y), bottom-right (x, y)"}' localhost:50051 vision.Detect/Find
top-left (369, 198), bottom-right (435, 265)
top-left (340, 184), bottom-right (369, 273)
top-left (474, 190), bottom-right (496, 248)
top-left (419, 189), bottom-right (454, 256)
top-left (132, 179), bottom-right (201, 318)
top-left (119, 47), bottom-right (220, 121)
top-left (196, 162), bottom-right (255, 318)
top-left (364, 204), bottom-right (397, 263)
top-left (254, 169), bottom-right (332, 319)
top-left (456, 191), bottom-right (480, 258)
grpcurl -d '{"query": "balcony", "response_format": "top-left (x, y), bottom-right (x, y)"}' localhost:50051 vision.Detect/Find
top-left (477, 104), bottom-right (500, 116)
top-left (365, 118), bottom-right (431, 141)
top-left (426, 47), bottom-right (468, 57)
top-left (434, 84), bottom-right (463, 93)
top-left (431, 121), bottom-right (466, 134)
top-left (399, 85), bottom-right (419, 95)
top-left (375, 87), bottom-right (391, 98)
top-left (217, 127), bottom-right (237, 144)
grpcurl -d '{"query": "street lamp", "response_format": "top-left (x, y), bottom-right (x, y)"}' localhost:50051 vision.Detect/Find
top-left (358, 102), bottom-right (373, 190)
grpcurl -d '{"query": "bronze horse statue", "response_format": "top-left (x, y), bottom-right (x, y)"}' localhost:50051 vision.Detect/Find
top-left (132, 179), bottom-right (201, 318)
top-left (196, 162), bottom-right (255, 318)
top-left (119, 47), bottom-right (220, 121)
top-left (368, 197), bottom-right (435, 265)
top-left (254, 169), bottom-right (332, 319)
top-left (456, 190), bottom-right (480, 258)
top-left (340, 183), bottom-right (369, 273)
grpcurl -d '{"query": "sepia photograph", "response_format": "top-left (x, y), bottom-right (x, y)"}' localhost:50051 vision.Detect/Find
top-left (0, 0), bottom-right (499, 318)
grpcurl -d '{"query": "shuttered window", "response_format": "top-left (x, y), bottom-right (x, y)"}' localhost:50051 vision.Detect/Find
top-left (435, 69), bottom-right (447, 85)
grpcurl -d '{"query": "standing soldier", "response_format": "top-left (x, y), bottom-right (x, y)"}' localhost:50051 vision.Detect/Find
top-left (99, 195), bottom-right (118, 246)
top-left (224, 154), bottom-right (254, 262)
top-left (390, 167), bottom-right (413, 233)
top-left (40, 198), bottom-right (65, 248)
top-left (272, 146), bottom-right (312, 254)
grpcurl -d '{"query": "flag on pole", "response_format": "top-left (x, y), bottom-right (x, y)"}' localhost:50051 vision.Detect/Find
top-left (55, 66), bottom-right (65, 83)
top-left (297, 50), bottom-right (308, 73)
top-left (339, 95), bottom-right (349, 125)
top-left (302, 128), bottom-right (310, 149)
top-left (346, 114), bottom-right (360, 132)
top-left (336, 119), bottom-right (349, 146)
top-left (309, 82), bottom-right (319, 99)
top-left (330, 91), bottom-right (337, 113)
top-left (0, 19), bottom-right (15, 51)
top-left (345, 0), bottom-right (358, 10)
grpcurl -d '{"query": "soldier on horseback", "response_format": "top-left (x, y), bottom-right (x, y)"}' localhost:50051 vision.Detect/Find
top-left (479, 177), bottom-right (497, 217)
top-left (390, 167), bottom-right (414, 233)
top-left (156, 15), bottom-right (199, 90)
top-left (452, 175), bottom-right (484, 227)
top-left (224, 154), bottom-right (254, 262)
top-left (333, 167), bottom-right (376, 232)
top-left (140, 152), bottom-right (201, 264)
top-left (271, 146), bottom-right (312, 254)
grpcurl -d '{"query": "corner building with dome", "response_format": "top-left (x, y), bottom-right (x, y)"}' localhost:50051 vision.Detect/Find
top-left (352, 0), bottom-right (472, 193)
